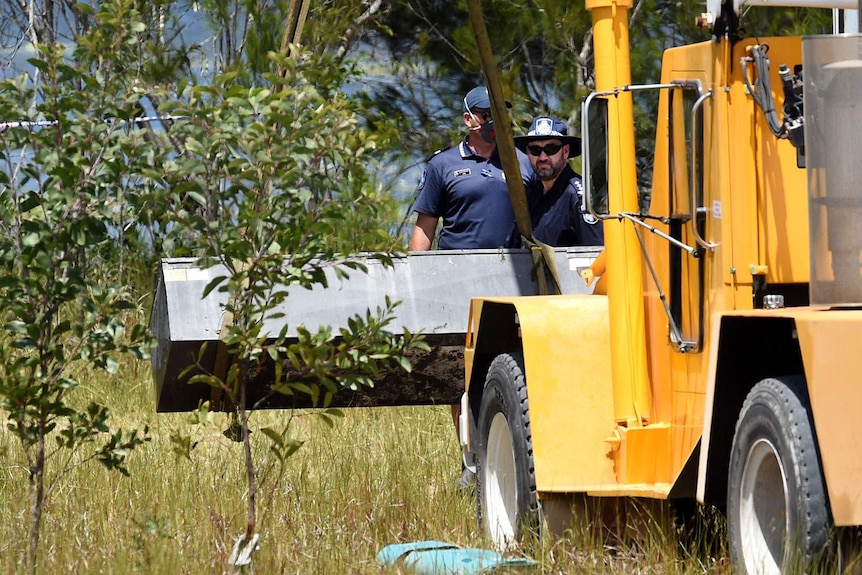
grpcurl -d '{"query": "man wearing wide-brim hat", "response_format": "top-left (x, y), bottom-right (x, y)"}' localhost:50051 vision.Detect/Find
top-left (514, 115), bottom-right (604, 247)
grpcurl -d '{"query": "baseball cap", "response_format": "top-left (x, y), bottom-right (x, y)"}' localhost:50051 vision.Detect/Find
top-left (463, 86), bottom-right (513, 112)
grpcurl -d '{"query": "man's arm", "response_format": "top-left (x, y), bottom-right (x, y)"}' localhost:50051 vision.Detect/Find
top-left (410, 213), bottom-right (438, 251)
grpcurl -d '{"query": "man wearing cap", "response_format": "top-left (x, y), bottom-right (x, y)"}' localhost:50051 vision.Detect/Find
top-left (409, 86), bottom-right (537, 493)
top-left (409, 86), bottom-right (537, 251)
top-left (515, 115), bottom-right (604, 247)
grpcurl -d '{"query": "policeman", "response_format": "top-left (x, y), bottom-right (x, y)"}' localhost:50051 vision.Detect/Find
top-left (409, 86), bottom-right (537, 250)
top-left (409, 86), bottom-right (537, 492)
top-left (514, 115), bottom-right (604, 247)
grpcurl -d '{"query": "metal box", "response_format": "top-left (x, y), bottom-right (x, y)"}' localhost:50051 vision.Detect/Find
top-left (150, 247), bottom-right (601, 412)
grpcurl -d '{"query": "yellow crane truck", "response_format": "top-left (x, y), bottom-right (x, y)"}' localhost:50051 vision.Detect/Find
top-left (461, 0), bottom-right (862, 572)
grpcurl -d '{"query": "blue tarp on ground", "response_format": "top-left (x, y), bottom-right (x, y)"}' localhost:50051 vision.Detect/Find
top-left (376, 540), bottom-right (537, 574)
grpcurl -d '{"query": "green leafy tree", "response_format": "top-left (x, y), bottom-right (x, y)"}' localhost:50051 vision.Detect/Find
top-left (0, 2), bottom-right (158, 570)
top-left (374, 0), bottom-right (833, 197)
top-left (0, 0), bottom-right (197, 83)
top-left (196, 0), bottom-right (390, 81)
top-left (149, 47), bottom-right (427, 567)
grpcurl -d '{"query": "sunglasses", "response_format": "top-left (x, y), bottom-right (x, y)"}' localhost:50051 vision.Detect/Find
top-left (463, 95), bottom-right (493, 123)
top-left (471, 109), bottom-right (493, 123)
top-left (526, 143), bottom-right (564, 157)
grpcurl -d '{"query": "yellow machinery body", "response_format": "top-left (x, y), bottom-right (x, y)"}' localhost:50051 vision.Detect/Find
top-left (464, 3), bottom-right (862, 526)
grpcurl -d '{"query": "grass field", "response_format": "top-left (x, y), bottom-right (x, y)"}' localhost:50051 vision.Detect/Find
top-left (0, 355), bottom-right (732, 574)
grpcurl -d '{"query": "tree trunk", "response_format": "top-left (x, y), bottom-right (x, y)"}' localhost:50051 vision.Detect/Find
top-left (27, 427), bottom-right (46, 574)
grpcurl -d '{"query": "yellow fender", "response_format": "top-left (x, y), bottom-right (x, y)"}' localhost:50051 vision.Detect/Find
top-left (467, 295), bottom-right (617, 491)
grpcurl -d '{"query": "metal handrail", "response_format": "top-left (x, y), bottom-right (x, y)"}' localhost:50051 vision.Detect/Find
top-left (689, 90), bottom-right (718, 251)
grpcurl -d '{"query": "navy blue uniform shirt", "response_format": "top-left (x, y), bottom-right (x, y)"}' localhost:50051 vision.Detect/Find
top-left (528, 164), bottom-right (604, 246)
top-left (413, 138), bottom-right (538, 250)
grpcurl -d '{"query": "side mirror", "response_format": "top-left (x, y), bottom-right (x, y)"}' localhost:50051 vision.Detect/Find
top-left (582, 95), bottom-right (609, 217)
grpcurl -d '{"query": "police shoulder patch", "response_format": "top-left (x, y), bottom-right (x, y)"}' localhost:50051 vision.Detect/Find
top-left (418, 169), bottom-right (427, 191)
top-left (583, 212), bottom-right (599, 225)
top-left (573, 177), bottom-right (597, 223)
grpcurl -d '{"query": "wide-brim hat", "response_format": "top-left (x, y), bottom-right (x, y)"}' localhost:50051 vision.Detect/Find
top-left (514, 115), bottom-right (582, 158)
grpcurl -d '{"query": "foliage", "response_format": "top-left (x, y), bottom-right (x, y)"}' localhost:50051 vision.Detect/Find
top-left (196, 0), bottom-right (392, 83)
top-left (2, 0), bottom-right (428, 569)
top-left (0, 0), bottom-right (844, 571)
top-left (374, 0), bottom-right (705, 188)
top-left (0, 0), bottom-right (424, 569)
top-left (0, 0), bottom-right (197, 88)
top-left (147, 45), bottom-right (427, 565)
top-left (1, 396), bottom-right (741, 573)
top-left (736, 4), bottom-right (832, 36)
top-left (373, 0), bottom-right (832, 193)
top-left (0, 2), bottom-right (160, 570)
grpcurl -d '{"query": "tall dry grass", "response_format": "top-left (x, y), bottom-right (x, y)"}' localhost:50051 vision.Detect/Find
top-left (0, 354), bottom-right (731, 574)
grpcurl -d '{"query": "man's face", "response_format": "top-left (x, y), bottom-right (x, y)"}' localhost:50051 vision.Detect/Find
top-left (526, 138), bottom-right (568, 181)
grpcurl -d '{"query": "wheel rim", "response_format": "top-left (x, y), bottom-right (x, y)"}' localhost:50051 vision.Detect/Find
top-left (484, 412), bottom-right (518, 549)
top-left (739, 438), bottom-right (789, 575)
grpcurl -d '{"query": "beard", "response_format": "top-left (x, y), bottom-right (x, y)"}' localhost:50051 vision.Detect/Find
top-left (535, 162), bottom-right (563, 181)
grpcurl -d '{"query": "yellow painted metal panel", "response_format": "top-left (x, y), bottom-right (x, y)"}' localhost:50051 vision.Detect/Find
top-left (660, 37), bottom-right (810, 293)
top-left (726, 51), bottom-right (760, 297)
top-left (735, 38), bottom-right (810, 286)
top-left (584, 485), bottom-right (673, 498)
top-left (672, 390), bottom-right (704, 480)
top-left (643, 40), bottom-right (724, 492)
top-left (504, 295), bottom-right (618, 491)
top-left (644, 37), bottom-right (809, 504)
top-left (794, 311), bottom-right (862, 525)
top-left (616, 424), bottom-right (672, 485)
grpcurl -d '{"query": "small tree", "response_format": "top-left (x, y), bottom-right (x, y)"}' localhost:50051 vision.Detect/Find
top-left (150, 47), bottom-right (427, 567)
top-left (0, 3), bottom-right (158, 571)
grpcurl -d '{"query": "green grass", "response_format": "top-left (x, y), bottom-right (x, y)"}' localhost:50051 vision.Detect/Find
top-left (0, 357), bottom-right (731, 574)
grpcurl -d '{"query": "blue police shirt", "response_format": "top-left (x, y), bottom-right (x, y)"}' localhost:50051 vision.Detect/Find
top-left (413, 138), bottom-right (538, 250)
top-left (528, 164), bottom-right (604, 246)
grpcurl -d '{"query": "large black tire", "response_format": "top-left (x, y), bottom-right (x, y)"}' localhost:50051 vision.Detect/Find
top-left (475, 352), bottom-right (539, 549)
top-left (727, 377), bottom-right (833, 574)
